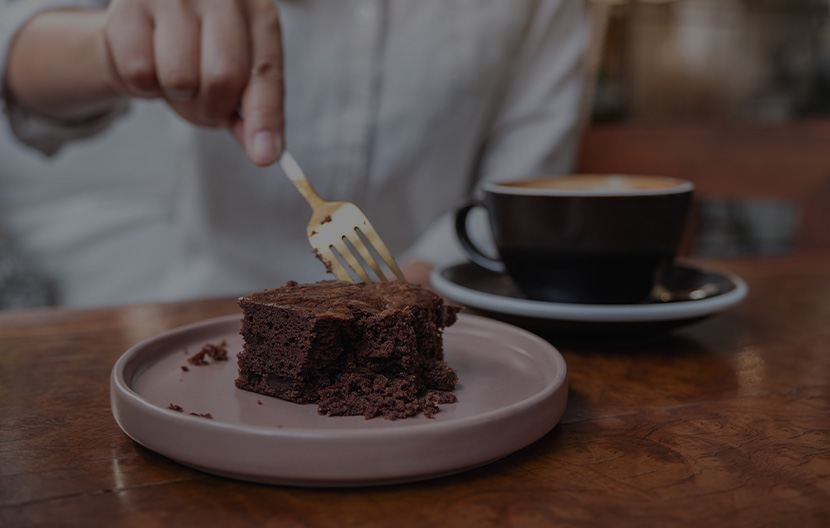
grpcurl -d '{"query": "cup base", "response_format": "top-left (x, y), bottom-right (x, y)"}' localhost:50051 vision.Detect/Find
top-left (503, 251), bottom-right (671, 305)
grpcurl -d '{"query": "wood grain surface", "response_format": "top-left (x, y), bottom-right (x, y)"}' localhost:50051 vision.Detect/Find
top-left (2, 257), bottom-right (829, 528)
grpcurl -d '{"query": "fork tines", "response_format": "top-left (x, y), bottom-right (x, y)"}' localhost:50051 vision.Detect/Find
top-left (321, 226), bottom-right (405, 284)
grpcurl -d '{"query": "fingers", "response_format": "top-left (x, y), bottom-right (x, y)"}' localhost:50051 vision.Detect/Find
top-left (104, 2), bottom-right (159, 97)
top-left (198, 0), bottom-right (250, 127)
top-left (238, 0), bottom-right (285, 166)
top-left (153, 2), bottom-right (200, 104)
top-left (103, 0), bottom-right (285, 166)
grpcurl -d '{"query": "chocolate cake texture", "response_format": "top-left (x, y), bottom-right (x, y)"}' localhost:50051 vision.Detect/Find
top-left (235, 280), bottom-right (461, 419)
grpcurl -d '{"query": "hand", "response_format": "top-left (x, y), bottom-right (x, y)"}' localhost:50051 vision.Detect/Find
top-left (102, 0), bottom-right (284, 166)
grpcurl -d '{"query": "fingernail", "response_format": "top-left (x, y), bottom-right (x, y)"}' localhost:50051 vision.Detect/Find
top-left (166, 89), bottom-right (195, 102)
top-left (134, 88), bottom-right (162, 99)
top-left (274, 135), bottom-right (284, 159)
top-left (252, 131), bottom-right (277, 164)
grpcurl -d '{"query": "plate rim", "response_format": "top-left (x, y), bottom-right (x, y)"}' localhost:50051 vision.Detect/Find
top-left (110, 312), bottom-right (569, 485)
top-left (430, 262), bottom-right (748, 323)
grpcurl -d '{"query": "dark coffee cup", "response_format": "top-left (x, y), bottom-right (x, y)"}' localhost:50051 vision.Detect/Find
top-left (455, 174), bottom-right (694, 304)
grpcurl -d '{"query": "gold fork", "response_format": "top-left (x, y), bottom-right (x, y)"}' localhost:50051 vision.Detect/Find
top-left (278, 151), bottom-right (406, 283)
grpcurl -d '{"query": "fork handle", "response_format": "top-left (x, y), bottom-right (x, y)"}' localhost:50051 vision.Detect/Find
top-left (279, 151), bottom-right (324, 209)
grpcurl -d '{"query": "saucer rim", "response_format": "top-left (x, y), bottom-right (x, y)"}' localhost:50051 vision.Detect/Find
top-left (430, 262), bottom-right (748, 323)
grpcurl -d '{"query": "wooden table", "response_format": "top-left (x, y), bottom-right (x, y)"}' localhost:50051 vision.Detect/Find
top-left (2, 255), bottom-right (829, 527)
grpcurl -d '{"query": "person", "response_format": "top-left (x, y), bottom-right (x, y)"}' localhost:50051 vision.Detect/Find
top-left (0, 0), bottom-right (589, 308)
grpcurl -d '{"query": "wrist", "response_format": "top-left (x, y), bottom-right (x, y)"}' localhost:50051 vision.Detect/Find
top-left (7, 9), bottom-right (124, 121)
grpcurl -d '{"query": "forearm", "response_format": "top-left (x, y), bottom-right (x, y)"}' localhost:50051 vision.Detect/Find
top-left (6, 9), bottom-right (120, 121)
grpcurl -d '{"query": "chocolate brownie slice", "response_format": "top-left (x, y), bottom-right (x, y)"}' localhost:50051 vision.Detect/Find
top-left (235, 280), bottom-right (461, 419)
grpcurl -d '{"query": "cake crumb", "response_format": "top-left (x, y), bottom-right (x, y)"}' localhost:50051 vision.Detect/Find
top-left (181, 365), bottom-right (189, 372)
top-left (188, 340), bottom-right (229, 366)
top-left (317, 372), bottom-right (457, 420)
top-left (312, 248), bottom-right (334, 274)
top-left (257, 400), bottom-right (263, 405)
top-left (169, 403), bottom-right (213, 419)
top-left (425, 391), bottom-right (457, 404)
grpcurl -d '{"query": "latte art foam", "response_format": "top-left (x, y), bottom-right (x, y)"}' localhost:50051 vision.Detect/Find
top-left (490, 174), bottom-right (693, 196)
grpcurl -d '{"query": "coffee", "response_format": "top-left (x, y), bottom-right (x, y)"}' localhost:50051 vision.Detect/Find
top-left (455, 174), bottom-right (694, 304)
top-left (496, 175), bottom-right (690, 193)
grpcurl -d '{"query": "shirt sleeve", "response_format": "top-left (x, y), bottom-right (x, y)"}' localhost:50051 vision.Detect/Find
top-left (402, 0), bottom-right (591, 269)
top-left (0, 0), bottom-right (127, 156)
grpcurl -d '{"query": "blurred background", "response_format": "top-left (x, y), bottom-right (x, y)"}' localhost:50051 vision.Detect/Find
top-left (579, 0), bottom-right (830, 257)
top-left (3, 0), bottom-right (830, 309)
top-left (591, 0), bottom-right (830, 124)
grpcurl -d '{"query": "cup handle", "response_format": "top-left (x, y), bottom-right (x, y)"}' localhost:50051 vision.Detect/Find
top-left (454, 200), bottom-right (506, 274)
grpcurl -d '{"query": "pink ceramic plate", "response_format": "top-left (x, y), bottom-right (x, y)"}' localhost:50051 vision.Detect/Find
top-left (110, 313), bottom-right (568, 487)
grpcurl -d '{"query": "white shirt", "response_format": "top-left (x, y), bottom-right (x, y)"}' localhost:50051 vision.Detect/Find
top-left (0, 0), bottom-right (589, 307)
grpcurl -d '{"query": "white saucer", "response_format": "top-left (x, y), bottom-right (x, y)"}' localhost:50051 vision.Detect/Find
top-left (430, 262), bottom-right (748, 338)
